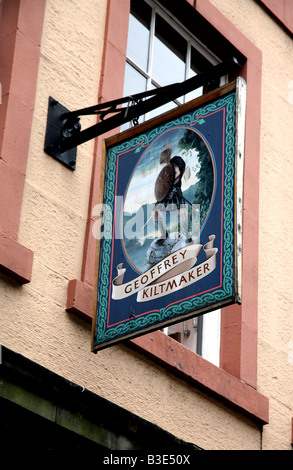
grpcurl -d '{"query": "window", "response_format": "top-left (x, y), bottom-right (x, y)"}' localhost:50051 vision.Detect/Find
top-left (123, 0), bottom-right (225, 363)
top-left (123, 0), bottom-right (223, 124)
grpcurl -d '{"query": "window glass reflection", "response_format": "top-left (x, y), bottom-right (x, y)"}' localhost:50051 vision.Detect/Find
top-left (185, 68), bottom-right (203, 103)
top-left (121, 63), bottom-right (147, 130)
top-left (127, 13), bottom-right (150, 72)
top-left (152, 14), bottom-right (186, 87)
top-left (148, 82), bottom-right (177, 120)
top-left (123, 62), bottom-right (147, 98)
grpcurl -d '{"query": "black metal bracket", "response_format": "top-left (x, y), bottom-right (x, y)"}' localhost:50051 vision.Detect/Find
top-left (44, 98), bottom-right (82, 170)
top-left (44, 56), bottom-right (242, 170)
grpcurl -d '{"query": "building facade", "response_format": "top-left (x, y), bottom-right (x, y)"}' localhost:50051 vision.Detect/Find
top-left (0, 0), bottom-right (292, 452)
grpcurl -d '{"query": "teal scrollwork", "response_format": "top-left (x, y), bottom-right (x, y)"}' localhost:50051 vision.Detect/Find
top-left (94, 92), bottom-right (236, 346)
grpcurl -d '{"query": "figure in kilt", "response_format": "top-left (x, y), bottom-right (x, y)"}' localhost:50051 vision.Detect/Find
top-left (153, 155), bottom-right (192, 246)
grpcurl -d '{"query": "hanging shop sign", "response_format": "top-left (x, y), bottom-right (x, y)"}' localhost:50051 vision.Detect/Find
top-left (92, 78), bottom-right (246, 352)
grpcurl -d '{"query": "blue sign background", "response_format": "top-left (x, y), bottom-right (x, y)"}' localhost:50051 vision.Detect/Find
top-left (93, 88), bottom-right (237, 351)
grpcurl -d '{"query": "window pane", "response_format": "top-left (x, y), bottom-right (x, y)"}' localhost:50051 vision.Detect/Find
top-left (201, 310), bottom-right (221, 366)
top-left (123, 62), bottom-right (147, 98)
top-left (152, 14), bottom-right (186, 87)
top-left (122, 63), bottom-right (147, 130)
top-left (185, 68), bottom-right (203, 103)
top-left (185, 46), bottom-right (205, 102)
top-left (148, 99), bottom-right (177, 120)
top-left (167, 318), bottom-right (200, 353)
top-left (147, 82), bottom-right (177, 120)
top-left (126, 13), bottom-right (150, 72)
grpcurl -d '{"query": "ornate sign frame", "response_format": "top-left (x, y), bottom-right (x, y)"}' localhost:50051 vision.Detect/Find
top-left (92, 78), bottom-right (246, 352)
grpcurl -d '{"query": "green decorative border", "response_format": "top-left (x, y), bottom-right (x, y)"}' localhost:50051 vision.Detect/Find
top-left (94, 92), bottom-right (236, 346)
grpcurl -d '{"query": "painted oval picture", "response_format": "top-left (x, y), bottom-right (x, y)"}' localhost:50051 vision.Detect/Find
top-left (122, 127), bottom-right (216, 273)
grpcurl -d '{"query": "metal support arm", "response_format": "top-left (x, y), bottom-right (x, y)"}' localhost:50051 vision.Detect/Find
top-left (44, 57), bottom-right (242, 169)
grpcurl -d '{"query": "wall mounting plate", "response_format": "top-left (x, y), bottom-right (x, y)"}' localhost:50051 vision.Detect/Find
top-left (44, 97), bottom-right (78, 170)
